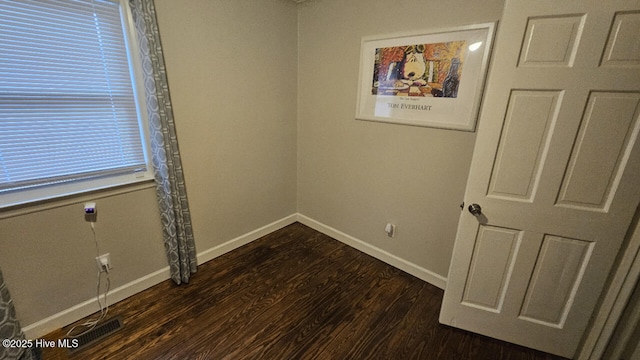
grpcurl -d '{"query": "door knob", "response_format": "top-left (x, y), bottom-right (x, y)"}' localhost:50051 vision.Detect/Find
top-left (468, 203), bottom-right (482, 216)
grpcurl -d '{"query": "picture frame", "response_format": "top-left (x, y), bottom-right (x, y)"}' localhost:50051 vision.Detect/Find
top-left (355, 23), bottom-right (495, 131)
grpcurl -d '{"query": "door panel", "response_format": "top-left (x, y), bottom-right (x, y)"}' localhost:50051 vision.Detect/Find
top-left (601, 11), bottom-right (640, 67)
top-left (439, 0), bottom-right (640, 358)
top-left (557, 92), bottom-right (640, 211)
top-left (519, 236), bottom-right (594, 328)
top-left (488, 90), bottom-right (561, 201)
top-left (519, 15), bottom-right (585, 67)
top-left (461, 226), bottom-right (522, 312)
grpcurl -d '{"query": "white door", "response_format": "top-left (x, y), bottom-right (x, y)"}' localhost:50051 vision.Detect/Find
top-left (439, 0), bottom-right (640, 358)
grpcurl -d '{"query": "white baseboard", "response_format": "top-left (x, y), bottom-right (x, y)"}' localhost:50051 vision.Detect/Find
top-left (196, 214), bottom-right (298, 264)
top-left (296, 213), bottom-right (447, 289)
top-left (23, 214), bottom-right (298, 339)
top-left (23, 213), bottom-right (445, 339)
top-left (23, 266), bottom-right (171, 339)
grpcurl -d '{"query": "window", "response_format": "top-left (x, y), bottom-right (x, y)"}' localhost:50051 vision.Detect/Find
top-left (0, 0), bottom-right (153, 208)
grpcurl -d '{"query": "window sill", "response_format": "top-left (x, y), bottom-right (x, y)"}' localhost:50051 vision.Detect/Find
top-left (0, 180), bottom-right (156, 220)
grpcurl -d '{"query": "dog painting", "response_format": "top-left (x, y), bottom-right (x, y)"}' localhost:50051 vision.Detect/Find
top-left (371, 40), bottom-right (466, 98)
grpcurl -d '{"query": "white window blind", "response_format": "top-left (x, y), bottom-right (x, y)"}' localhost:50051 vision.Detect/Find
top-left (0, 0), bottom-right (151, 207)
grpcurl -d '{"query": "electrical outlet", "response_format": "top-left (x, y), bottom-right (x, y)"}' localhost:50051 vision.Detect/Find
top-left (84, 202), bottom-right (97, 222)
top-left (385, 223), bottom-right (396, 237)
top-left (95, 253), bottom-right (112, 273)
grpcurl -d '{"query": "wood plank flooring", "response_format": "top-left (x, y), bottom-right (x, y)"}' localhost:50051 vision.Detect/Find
top-left (43, 223), bottom-right (567, 359)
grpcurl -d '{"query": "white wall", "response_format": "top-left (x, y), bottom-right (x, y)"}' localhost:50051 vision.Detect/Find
top-left (296, 0), bottom-right (505, 278)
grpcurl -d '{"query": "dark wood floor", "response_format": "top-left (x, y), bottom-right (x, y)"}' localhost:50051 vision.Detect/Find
top-left (43, 222), bottom-right (567, 359)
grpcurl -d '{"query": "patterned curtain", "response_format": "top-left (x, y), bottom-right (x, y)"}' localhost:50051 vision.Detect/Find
top-left (129, 0), bottom-right (197, 285)
top-left (0, 268), bottom-right (37, 360)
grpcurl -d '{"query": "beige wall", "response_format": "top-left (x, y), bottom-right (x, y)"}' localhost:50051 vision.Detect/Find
top-left (154, 0), bottom-right (298, 248)
top-left (296, 0), bottom-right (504, 277)
top-left (0, 186), bottom-right (167, 326)
top-left (0, 0), bottom-right (298, 331)
top-left (2, 0), bottom-right (505, 334)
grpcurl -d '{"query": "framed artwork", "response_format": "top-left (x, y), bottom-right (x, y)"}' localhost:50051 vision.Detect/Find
top-left (355, 23), bottom-right (495, 131)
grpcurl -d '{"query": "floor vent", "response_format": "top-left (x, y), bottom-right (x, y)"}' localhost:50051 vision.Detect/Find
top-left (68, 317), bottom-right (123, 353)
